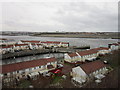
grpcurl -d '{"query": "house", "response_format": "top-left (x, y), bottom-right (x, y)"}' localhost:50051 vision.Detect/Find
top-left (64, 49), bottom-right (98, 63)
top-left (1, 57), bottom-right (57, 83)
top-left (64, 47), bottom-right (111, 63)
top-left (64, 52), bottom-right (80, 63)
top-left (0, 45), bottom-right (14, 54)
top-left (117, 42), bottom-right (120, 44)
top-left (17, 40), bottom-right (24, 44)
top-left (21, 40), bottom-right (56, 48)
top-left (71, 60), bottom-right (108, 85)
top-left (41, 41), bottom-right (61, 48)
top-left (29, 44), bottom-right (43, 50)
top-left (14, 44), bottom-right (29, 51)
top-left (19, 40), bottom-right (44, 50)
top-left (60, 42), bottom-right (69, 47)
top-left (80, 60), bottom-right (108, 78)
top-left (0, 38), bottom-right (7, 40)
top-left (36, 44), bottom-right (43, 49)
top-left (41, 41), bottom-right (69, 48)
top-left (91, 47), bottom-right (111, 56)
top-left (21, 40), bottom-right (69, 48)
top-left (21, 40), bottom-right (41, 44)
top-left (77, 49), bottom-right (98, 62)
top-left (0, 39), bottom-right (16, 45)
top-left (108, 43), bottom-right (119, 51)
top-left (0, 38), bottom-right (8, 45)
top-left (0, 44), bottom-right (31, 54)
top-left (0, 43), bottom-right (44, 54)
top-left (71, 66), bottom-right (88, 85)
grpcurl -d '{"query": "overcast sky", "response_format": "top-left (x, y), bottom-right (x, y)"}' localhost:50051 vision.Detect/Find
top-left (0, 0), bottom-right (118, 32)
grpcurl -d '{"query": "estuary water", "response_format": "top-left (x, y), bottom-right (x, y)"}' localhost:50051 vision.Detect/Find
top-left (1, 35), bottom-right (118, 48)
top-left (1, 35), bottom-right (118, 65)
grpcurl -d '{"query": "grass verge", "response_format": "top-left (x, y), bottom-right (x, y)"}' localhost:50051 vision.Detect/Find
top-left (51, 75), bottom-right (63, 84)
top-left (18, 80), bottom-right (31, 88)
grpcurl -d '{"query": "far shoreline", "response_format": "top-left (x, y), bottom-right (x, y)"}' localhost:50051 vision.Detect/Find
top-left (31, 35), bottom-right (120, 39)
top-left (0, 34), bottom-right (120, 39)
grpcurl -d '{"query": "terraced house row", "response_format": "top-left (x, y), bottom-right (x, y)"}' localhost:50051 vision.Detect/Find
top-left (108, 42), bottom-right (120, 51)
top-left (0, 44), bottom-right (43, 54)
top-left (20, 40), bottom-right (69, 48)
top-left (0, 40), bottom-right (69, 54)
top-left (64, 47), bottom-right (111, 63)
top-left (1, 57), bottom-right (58, 83)
top-left (0, 38), bottom-right (16, 45)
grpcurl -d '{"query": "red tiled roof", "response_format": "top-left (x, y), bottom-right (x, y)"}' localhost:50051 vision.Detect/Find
top-left (109, 43), bottom-right (119, 46)
top-left (99, 47), bottom-right (109, 50)
top-left (14, 44), bottom-right (28, 46)
top-left (31, 44), bottom-right (37, 45)
top-left (1, 45), bottom-right (14, 49)
top-left (0, 38), bottom-right (7, 40)
top-left (80, 60), bottom-right (106, 74)
top-left (68, 53), bottom-right (78, 57)
top-left (37, 44), bottom-right (42, 45)
top-left (21, 40), bottom-right (69, 44)
top-left (1, 44), bottom-right (29, 48)
top-left (45, 57), bottom-right (57, 62)
top-left (91, 47), bottom-right (109, 51)
top-left (78, 49), bottom-right (98, 56)
top-left (41, 41), bottom-right (61, 44)
top-left (21, 40), bottom-right (40, 43)
top-left (61, 42), bottom-right (69, 44)
top-left (68, 47), bottom-right (109, 58)
top-left (31, 44), bottom-right (42, 45)
top-left (2, 57), bottom-right (57, 74)
top-left (41, 41), bottom-right (46, 43)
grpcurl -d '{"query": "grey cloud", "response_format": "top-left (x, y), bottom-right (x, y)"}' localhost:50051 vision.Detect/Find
top-left (1, 2), bottom-right (118, 32)
top-left (53, 2), bottom-right (117, 32)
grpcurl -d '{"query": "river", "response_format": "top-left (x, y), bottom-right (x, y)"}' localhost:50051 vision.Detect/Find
top-left (1, 35), bottom-right (118, 48)
top-left (1, 35), bottom-right (118, 65)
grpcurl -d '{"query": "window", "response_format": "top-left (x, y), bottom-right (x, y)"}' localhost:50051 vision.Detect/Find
top-left (10, 72), bottom-right (13, 74)
top-left (41, 66), bottom-right (43, 68)
top-left (25, 69), bottom-right (29, 72)
top-left (17, 71), bottom-right (19, 73)
top-left (32, 68), bottom-right (34, 70)
top-left (22, 70), bottom-right (25, 73)
top-left (7, 73), bottom-right (10, 75)
top-left (41, 65), bottom-right (46, 69)
top-left (43, 65), bottom-right (46, 68)
top-left (47, 63), bottom-right (50, 65)
top-left (4, 73), bottom-right (7, 76)
top-left (19, 70), bottom-right (22, 73)
top-left (96, 70), bottom-right (98, 73)
top-left (51, 62), bottom-right (54, 64)
top-left (29, 68), bottom-right (32, 71)
top-left (55, 61), bottom-right (57, 64)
